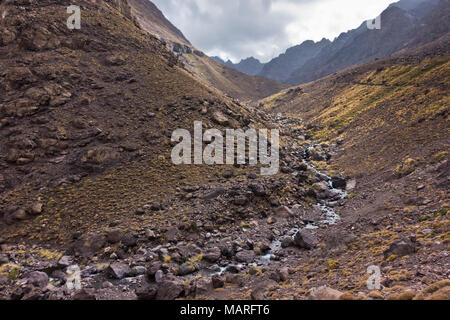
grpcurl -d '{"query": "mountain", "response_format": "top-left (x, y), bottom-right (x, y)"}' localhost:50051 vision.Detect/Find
top-left (286, 0), bottom-right (447, 85)
top-left (219, 0), bottom-right (446, 84)
top-left (0, 0), bottom-right (272, 244)
top-left (127, 0), bottom-right (285, 101)
top-left (258, 39), bottom-right (331, 82)
top-left (213, 57), bottom-right (264, 76)
top-left (127, 0), bottom-right (190, 45)
top-left (223, 57), bottom-right (265, 76)
top-left (0, 0), bottom-right (449, 302)
top-left (262, 33), bottom-right (450, 178)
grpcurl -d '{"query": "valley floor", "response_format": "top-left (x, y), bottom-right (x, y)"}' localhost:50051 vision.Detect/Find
top-left (0, 115), bottom-right (448, 301)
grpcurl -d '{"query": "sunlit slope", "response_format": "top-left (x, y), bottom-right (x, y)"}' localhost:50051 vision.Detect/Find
top-left (263, 36), bottom-right (450, 177)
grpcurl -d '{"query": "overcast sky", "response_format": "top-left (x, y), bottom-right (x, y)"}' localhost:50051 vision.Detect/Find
top-left (152, 0), bottom-right (397, 63)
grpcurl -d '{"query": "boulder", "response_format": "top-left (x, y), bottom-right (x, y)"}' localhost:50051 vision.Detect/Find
top-left (331, 177), bottom-right (347, 190)
top-left (178, 262), bottom-right (197, 276)
top-left (27, 271), bottom-right (49, 288)
top-left (203, 247), bottom-right (222, 263)
top-left (235, 250), bottom-right (256, 263)
top-left (156, 279), bottom-right (185, 300)
top-left (29, 202), bottom-right (43, 216)
top-left (384, 238), bottom-right (417, 259)
top-left (294, 230), bottom-right (318, 250)
top-left (249, 183), bottom-right (266, 197)
top-left (212, 111), bottom-right (230, 126)
top-left (136, 285), bottom-right (157, 300)
top-left (309, 286), bottom-right (344, 300)
top-left (107, 262), bottom-right (131, 279)
top-left (121, 232), bottom-right (137, 247)
top-left (211, 275), bottom-right (224, 289)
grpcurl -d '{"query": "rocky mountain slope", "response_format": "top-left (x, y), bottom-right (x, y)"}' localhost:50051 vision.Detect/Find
top-left (126, 0), bottom-right (286, 101)
top-left (287, 0), bottom-right (449, 85)
top-left (219, 0), bottom-right (448, 87)
top-left (258, 39), bottom-right (331, 83)
top-left (0, 0), bottom-right (448, 302)
top-left (213, 56), bottom-right (264, 77)
top-left (127, 0), bottom-right (190, 45)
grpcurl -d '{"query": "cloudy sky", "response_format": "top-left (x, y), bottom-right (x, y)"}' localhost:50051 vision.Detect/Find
top-left (152, 0), bottom-right (397, 63)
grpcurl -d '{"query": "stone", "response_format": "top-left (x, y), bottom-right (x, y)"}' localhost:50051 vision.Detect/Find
top-left (178, 262), bottom-right (197, 276)
top-left (195, 278), bottom-right (212, 296)
top-left (106, 230), bottom-right (122, 244)
top-left (27, 271), bottom-right (49, 288)
top-left (233, 196), bottom-right (248, 206)
top-left (57, 256), bottom-right (72, 268)
top-left (147, 261), bottom-right (162, 278)
top-left (105, 54), bottom-right (126, 66)
top-left (6, 67), bottom-right (34, 88)
top-left (309, 286), bottom-right (344, 300)
top-left (72, 289), bottom-right (96, 300)
top-left (29, 202), bottom-right (43, 216)
top-left (165, 227), bottom-right (180, 242)
top-left (155, 270), bottom-right (165, 283)
top-left (0, 254), bottom-right (9, 266)
top-left (156, 279), bottom-right (185, 300)
top-left (384, 238), bottom-right (416, 259)
top-left (346, 179), bottom-right (357, 191)
top-left (225, 274), bottom-right (244, 287)
top-left (136, 285), bottom-right (157, 300)
top-left (145, 229), bottom-right (157, 240)
top-left (275, 206), bottom-right (294, 218)
top-left (121, 232), bottom-right (137, 247)
top-left (202, 188), bottom-right (226, 200)
top-left (222, 170), bottom-right (234, 179)
top-left (211, 274), bottom-right (224, 289)
top-left (203, 247), bottom-right (222, 263)
top-left (281, 237), bottom-right (294, 248)
top-left (235, 250), bottom-right (256, 263)
top-left (294, 230), bottom-right (318, 250)
top-left (248, 183), bottom-right (266, 197)
top-left (131, 266), bottom-right (147, 276)
top-left (331, 177), bottom-right (347, 189)
top-left (212, 111), bottom-right (230, 126)
top-left (11, 209), bottom-right (28, 221)
top-left (279, 268), bottom-right (290, 282)
top-left (107, 262), bottom-right (131, 279)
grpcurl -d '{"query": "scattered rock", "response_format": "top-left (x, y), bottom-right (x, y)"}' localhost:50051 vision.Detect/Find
top-left (275, 206), bottom-right (294, 218)
top-left (294, 230), bottom-right (318, 250)
top-left (384, 237), bottom-right (417, 259)
top-left (136, 286), bottom-right (157, 300)
top-left (309, 286), bottom-right (343, 300)
top-left (235, 250), bottom-right (256, 263)
top-left (72, 289), bottom-right (96, 301)
top-left (147, 261), bottom-right (162, 279)
top-left (29, 202), bottom-right (43, 216)
top-left (107, 262), bottom-right (131, 279)
top-left (121, 232), bottom-right (137, 247)
top-left (212, 111), bottom-right (230, 126)
top-left (331, 177), bottom-right (347, 189)
top-left (204, 247), bottom-right (222, 263)
top-left (211, 275), bottom-right (224, 289)
top-left (156, 279), bottom-right (185, 300)
top-left (26, 271), bottom-right (49, 288)
top-left (249, 183), bottom-right (266, 197)
top-left (178, 262), bottom-right (197, 276)
top-left (57, 256), bottom-right (72, 268)
top-left (106, 230), bottom-right (122, 244)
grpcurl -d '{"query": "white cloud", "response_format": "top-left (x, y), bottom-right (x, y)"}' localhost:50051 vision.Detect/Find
top-left (152, 0), bottom-right (396, 63)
